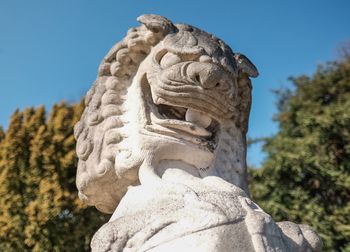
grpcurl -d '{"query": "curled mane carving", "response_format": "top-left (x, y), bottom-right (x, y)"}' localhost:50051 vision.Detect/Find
top-left (74, 14), bottom-right (258, 213)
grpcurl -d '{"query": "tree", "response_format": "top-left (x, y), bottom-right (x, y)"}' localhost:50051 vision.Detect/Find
top-left (0, 110), bottom-right (28, 251)
top-left (23, 101), bottom-right (108, 251)
top-left (250, 55), bottom-right (350, 251)
top-left (0, 101), bottom-right (108, 251)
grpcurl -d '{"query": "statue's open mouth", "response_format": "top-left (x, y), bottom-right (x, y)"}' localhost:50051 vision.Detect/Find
top-left (144, 90), bottom-right (219, 152)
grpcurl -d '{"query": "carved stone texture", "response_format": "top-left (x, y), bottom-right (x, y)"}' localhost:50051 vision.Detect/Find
top-left (75, 14), bottom-right (322, 252)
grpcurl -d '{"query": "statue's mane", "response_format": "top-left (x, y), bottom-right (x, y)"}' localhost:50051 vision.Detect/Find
top-left (74, 15), bottom-right (257, 213)
top-left (74, 15), bottom-right (179, 213)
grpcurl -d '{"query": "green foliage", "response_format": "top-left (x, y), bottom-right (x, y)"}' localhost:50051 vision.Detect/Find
top-left (250, 56), bottom-right (350, 251)
top-left (0, 101), bottom-right (108, 252)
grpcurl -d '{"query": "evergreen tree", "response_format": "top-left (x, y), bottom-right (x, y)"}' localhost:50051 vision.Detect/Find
top-left (23, 106), bottom-right (49, 249)
top-left (0, 110), bottom-right (28, 251)
top-left (250, 56), bottom-right (350, 251)
top-left (0, 102), bottom-right (108, 251)
top-left (22, 107), bottom-right (46, 203)
top-left (23, 101), bottom-right (108, 251)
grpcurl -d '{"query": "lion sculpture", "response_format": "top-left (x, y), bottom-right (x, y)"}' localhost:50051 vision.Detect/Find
top-left (74, 14), bottom-right (322, 251)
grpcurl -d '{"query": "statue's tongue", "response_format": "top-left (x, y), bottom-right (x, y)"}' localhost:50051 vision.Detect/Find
top-left (185, 108), bottom-right (212, 129)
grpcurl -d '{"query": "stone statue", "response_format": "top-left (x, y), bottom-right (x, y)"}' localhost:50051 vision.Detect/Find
top-left (74, 14), bottom-right (322, 251)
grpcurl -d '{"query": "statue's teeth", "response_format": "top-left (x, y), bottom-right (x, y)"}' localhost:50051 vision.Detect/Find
top-left (185, 109), bottom-right (212, 128)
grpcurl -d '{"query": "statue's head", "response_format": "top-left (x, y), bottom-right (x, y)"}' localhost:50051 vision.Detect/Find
top-left (74, 15), bottom-right (258, 213)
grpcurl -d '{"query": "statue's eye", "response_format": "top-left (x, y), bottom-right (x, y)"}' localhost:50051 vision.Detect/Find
top-left (160, 52), bottom-right (182, 68)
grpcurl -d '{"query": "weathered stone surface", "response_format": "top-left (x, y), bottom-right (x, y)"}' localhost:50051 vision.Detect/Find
top-left (75, 14), bottom-right (322, 251)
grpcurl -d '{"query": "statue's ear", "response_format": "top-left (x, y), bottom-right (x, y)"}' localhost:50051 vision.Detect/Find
top-left (137, 14), bottom-right (177, 35)
top-left (234, 53), bottom-right (259, 78)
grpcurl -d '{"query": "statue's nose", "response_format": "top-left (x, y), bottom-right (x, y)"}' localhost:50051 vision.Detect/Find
top-left (186, 62), bottom-right (224, 89)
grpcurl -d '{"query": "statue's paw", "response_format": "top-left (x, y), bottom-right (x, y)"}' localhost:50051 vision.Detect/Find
top-left (298, 224), bottom-right (323, 252)
top-left (277, 221), bottom-right (323, 252)
top-left (91, 222), bottom-right (129, 252)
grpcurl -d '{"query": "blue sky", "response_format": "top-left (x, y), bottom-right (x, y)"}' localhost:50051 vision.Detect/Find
top-left (0, 0), bottom-right (349, 166)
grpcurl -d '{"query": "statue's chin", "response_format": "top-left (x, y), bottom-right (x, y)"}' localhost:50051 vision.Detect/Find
top-left (143, 137), bottom-right (215, 172)
top-left (158, 160), bottom-right (202, 179)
